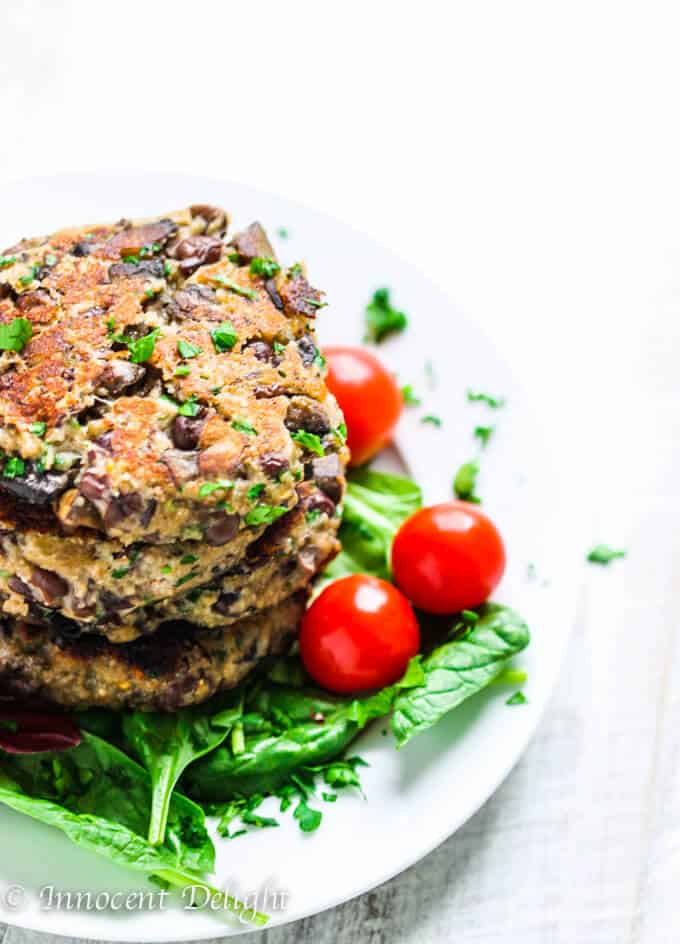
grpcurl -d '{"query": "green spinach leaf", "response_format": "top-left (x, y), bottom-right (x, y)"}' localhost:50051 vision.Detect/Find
top-left (185, 660), bottom-right (423, 802)
top-left (391, 603), bottom-right (530, 746)
top-left (122, 706), bottom-right (238, 847)
top-left (0, 770), bottom-right (266, 925)
top-left (322, 467), bottom-right (422, 584)
top-left (0, 731), bottom-right (214, 874)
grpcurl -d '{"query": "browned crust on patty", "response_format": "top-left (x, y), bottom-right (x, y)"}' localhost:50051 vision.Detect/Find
top-left (0, 592), bottom-right (306, 712)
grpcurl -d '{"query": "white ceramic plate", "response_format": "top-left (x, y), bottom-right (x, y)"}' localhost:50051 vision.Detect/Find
top-left (0, 174), bottom-right (578, 941)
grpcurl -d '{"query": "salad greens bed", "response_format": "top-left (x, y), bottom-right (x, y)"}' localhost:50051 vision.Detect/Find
top-left (0, 469), bottom-right (530, 926)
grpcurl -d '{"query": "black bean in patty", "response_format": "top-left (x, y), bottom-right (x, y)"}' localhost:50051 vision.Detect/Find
top-left (204, 513), bottom-right (240, 546)
top-left (172, 413), bottom-right (207, 451)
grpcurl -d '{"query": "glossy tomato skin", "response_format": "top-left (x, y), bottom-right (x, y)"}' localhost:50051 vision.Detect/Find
top-left (300, 575), bottom-right (420, 693)
top-left (392, 502), bottom-right (506, 614)
top-left (323, 346), bottom-right (403, 466)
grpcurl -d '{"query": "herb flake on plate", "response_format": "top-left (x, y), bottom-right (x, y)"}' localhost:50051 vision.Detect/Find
top-left (587, 545), bottom-right (626, 565)
top-left (453, 459), bottom-right (481, 503)
top-left (365, 288), bottom-right (408, 343)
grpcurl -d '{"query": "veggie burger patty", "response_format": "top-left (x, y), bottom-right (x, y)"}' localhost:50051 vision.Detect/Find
top-left (0, 207), bottom-right (347, 708)
top-left (0, 592), bottom-right (307, 711)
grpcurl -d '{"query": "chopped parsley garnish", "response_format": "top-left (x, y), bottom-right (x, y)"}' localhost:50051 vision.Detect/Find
top-left (174, 365), bottom-right (191, 376)
top-left (180, 554), bottom-right (198, 566)
top-left (421, 414), bottom-right (442, 427)
top-left (294, 799), bottom-right (322, 833)
top-left (474, 425), bottom-right (494, 448)
top-left (232, 418), bottom-right (257, 436)
top-left (287, 263), bottom-right (303, 278)
top-left (177, 395), bottom-right (200, 417)
top-left (29, 422), bottom-right (46, 437)
top-left (3, 457), bottom-right (25, 479)
top-left (35, 445), bottom-right (54, 474)
top-left (111, 545), bottom-right (142, 580)
top-left (198, 480), bottom-right (233, 499)
top-left (245, 504), bottom-right (288, 526)
top-left (303, 297), bottom-right (328, 310)
top-left (247, 483), bottom-right (265, 500)
top-left (401, 385), bottom-right (421, 406)
top-left (364, 287), bottom-right (408, 343)
top-left (144, 288), bottom-right (156, 299)
top-left (163, 261), bottom-right (172, 277)
top-left (249, 257), bottom-right (281, 278)
top-left (587, 545), bottom-right (626, 565)
top-left (314, 351), bottom-right (326, 369)
top-left (160, 565), bottom-right (172, 575)
top-left (0, 256), bottom-right (17, 269)
top-left (127, 327), bottom-right (161, 364)
top-left (177, 339), bottom-right (202, 359)
top-left (291, 430), bottom-right (324, 456)
top-left (494, 668), bottom-right (528, 687)
top-left (334, 423), bottom-right (347, 445)
top-left (0, 317), bottom-right (33, 353)
top-left (176, 571), bottom-right (198, 588)
top-left (453, 459), bottom-right (481, 503)
top-left (466, 389), bottom-right (506, 409)
top-left (506, 691), bottom-right (528, 706)
top-left (306, 509), bottom-right (322, 523)
top-left (19, 265), bottom-right (39, 286)
top-left (210, 321), bottom-right (238, 352)
top-left (212, 276), bottom-right (257, 301)
top-left (273, 340), bottom-right (286, 355)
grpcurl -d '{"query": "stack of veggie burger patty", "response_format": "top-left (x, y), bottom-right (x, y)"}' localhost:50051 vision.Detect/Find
top-left (0, 205), bottom-right (347, 709)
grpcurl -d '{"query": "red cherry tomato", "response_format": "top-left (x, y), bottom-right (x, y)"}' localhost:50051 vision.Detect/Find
top-left (323, 346), bottom-right (403, 466)
top-left (391, 502), bottom-right (506, 614)
top-left (300, 575), bottom-right (420, 693)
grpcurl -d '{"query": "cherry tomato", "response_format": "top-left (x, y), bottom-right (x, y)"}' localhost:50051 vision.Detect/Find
top-left (300, 575), bottom-right (420, 693)
top-left (391, 501), bottom-right (506, 614)
top-left (323, 346), bottom-right (403, 466)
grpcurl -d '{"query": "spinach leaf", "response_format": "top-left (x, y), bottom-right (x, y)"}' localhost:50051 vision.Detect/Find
top-left (185, 684), bottom-right (392, 802)
top-left (185, 662), bottom-right (424, 802)
top-left (391, 603), bottom-right (530, 746)
top-left (184, 705), bottom-right (360, 801)
top-left (0, 731), bottom-right (214, 875)
top-left (122, 706), bottom-right (237, 847)
top-left (322, 467), bottom-right (422, 584)
top-left (0, 770), bottom-right (267, 925)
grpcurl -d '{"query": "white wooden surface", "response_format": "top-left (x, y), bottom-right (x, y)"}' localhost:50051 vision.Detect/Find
top-left (1, 1), bottom-right (679, 941)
